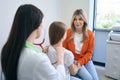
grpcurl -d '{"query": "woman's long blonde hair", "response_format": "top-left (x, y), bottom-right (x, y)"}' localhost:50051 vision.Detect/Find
top-left (70, 9), bottom-right (88, 42)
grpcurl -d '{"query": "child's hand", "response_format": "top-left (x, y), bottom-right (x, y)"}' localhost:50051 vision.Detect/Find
top-left (55, 47), bottom-right (64, 65)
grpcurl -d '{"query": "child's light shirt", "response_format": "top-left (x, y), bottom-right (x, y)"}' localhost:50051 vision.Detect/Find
top-left (47, 46), bottom-right (74, 80)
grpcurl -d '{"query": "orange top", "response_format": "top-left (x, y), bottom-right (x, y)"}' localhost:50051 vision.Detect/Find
top-left (63, 28), bottom-right (94, 66)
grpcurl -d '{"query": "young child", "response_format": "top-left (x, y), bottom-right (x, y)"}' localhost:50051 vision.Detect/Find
top-left (45, 21), bottom-right (81, 80)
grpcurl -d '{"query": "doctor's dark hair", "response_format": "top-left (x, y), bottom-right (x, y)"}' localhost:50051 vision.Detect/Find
top-left (1, 4), bottom-right (43, 80)
top-left (49, 21), bottom-right (67, 45)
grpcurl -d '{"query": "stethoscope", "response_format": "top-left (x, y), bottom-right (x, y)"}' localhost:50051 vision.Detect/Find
top-left (34, 29), bottom-right (46, 51)
top-left (34, 38), bottom-right (45, 51)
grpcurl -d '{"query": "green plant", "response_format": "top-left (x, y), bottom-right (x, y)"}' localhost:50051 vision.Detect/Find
top-left (96, 13), bottom-right (120, 29)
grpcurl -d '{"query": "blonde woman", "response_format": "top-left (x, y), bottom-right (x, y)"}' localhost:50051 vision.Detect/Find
top-left (63, 9), bottom-right (99, 80)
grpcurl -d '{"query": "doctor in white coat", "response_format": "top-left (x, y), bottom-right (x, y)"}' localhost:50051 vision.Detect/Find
top-left (0, 4), bottom-right (65, 80)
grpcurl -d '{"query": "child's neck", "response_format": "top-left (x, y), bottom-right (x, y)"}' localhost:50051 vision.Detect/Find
top-left (52, 41), bottom-right (62, 48)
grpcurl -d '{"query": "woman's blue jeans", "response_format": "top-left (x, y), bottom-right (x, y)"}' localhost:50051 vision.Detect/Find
top-left (76, 61), bottom-right (99, 80)
top-left (70, 76), bottom-right (81, 80)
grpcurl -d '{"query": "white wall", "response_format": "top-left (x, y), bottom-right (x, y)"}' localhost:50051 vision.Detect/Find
top-left (60, 0), bottom-right (90, 27)
top-left (0, 0), bottom-right (93, 52)
top-left (59, 0), bottom-right (94, 30)
top-left (0, 0), bottom-right (63, 52)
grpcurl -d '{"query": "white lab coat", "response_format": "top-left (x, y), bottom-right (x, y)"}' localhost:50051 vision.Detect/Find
top-left (0, 47), bottom-right (65, 80)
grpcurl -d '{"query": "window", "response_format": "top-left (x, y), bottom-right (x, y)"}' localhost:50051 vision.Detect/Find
top-left (95, 0), bottom-right (120, 29)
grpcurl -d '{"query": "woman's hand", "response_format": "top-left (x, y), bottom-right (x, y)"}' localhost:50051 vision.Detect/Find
top-left (74, 61), bottom-right (82, 71)
top-left (69, 63), bottom-right (81, 75)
